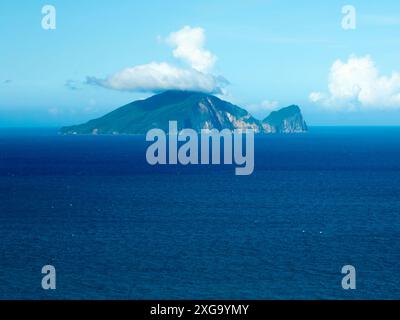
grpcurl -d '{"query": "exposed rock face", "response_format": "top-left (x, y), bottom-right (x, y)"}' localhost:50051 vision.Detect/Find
top-left (262, 105), bottom-right (307, 133)
top-left (60, 91), bottom-right (307, 135)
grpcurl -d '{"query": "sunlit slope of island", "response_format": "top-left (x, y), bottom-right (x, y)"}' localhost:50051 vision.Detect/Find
top-left (60, 91), bottom-right (307, 134)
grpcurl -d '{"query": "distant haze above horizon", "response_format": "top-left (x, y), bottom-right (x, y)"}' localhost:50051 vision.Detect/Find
top-left (2, 0), bottom-right (400, 126)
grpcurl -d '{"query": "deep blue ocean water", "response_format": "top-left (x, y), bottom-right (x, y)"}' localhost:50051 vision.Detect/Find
top-left (1, 127), bottom-right (400, 299)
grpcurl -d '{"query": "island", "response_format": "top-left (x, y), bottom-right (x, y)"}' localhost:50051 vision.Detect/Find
top-left (60, 90), bottom-right (307, 135)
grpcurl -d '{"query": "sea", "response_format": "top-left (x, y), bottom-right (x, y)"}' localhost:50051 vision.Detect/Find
top-left (0, 127), bottom-right (400, 299)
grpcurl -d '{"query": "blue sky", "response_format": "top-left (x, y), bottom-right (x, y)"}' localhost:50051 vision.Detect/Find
top-left (2, 0), bottom-right (400, 126)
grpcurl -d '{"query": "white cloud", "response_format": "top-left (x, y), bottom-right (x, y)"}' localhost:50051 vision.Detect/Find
top-left (87, 62), bottom-right (223, 94)
top-left (309, 92), bottom-right (325, 103)
top-left (260, 100), bottom-right (279, 111)
top-left (310, 55), bottom-right (400, 111)
top-left (245, 99), bottom-right (280, 118)
top-left (87, 26), bottom-right (223, 94)
top-left (247, 100), bottom-right (279, 112)
top-left (167, 26), bottom-right (216, 73)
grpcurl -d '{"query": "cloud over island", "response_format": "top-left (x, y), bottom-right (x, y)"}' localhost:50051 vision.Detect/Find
top-left (87, 26), bottom-right (226, 94)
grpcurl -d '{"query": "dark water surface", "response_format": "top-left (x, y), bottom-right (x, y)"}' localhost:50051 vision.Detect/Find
top-left (1, 127), bottom-right (400, 299)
